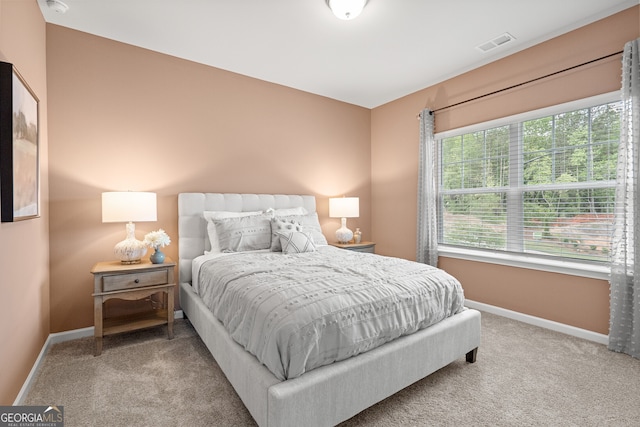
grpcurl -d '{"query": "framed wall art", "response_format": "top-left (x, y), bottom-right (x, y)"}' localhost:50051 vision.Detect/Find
top-left (0, 61), bottom-right (39, 222)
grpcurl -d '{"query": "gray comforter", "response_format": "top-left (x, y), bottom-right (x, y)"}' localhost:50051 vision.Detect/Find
top-left (194, 245), bottom-right (465, 380)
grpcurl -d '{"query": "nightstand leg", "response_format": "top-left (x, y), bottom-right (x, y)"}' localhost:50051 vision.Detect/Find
top-left (167, 287), bottom-right (174, 340)
top-left (95, 336), bottom-right (103, 357)
top-left (94, 296), bottom-right (103, 356)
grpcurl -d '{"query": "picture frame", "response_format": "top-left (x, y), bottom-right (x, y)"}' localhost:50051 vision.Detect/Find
top-left (0, 61), bottom-right (40, 222)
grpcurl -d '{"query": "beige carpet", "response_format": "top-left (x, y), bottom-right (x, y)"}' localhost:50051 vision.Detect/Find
top-left (23, 312), bottom-right (640, 426)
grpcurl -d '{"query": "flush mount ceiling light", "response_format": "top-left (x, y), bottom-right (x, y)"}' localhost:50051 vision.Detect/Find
top-left (326, 0), bottom-right (368, 20)
top-left (46, 0), bottom-right (69, 14)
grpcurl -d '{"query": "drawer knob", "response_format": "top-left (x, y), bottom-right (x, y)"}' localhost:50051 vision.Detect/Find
top-left (134, 279), bottom-right (140, 283)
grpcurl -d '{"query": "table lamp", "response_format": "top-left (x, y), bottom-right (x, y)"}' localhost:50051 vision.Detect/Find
top-left (102, 191), bottom-right (157, 264)
top-left (329, 197), bottom-right (359, 244)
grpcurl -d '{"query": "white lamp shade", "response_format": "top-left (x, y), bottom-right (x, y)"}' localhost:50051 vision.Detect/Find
top-left (327, 0), bottom-right (368, 20)
top-left (102, 192), bottom-right (157, 223)
top-left (329, 197), bottom-right (359, 218)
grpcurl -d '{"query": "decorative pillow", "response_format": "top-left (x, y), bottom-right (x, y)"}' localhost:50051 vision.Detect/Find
top-left (270, 218), bottom-right (303, 251)
top-left (277, 213), bottom-right (328, 246)
top-left (277, 231), bottom-right (317, 254)
top-left (203, 210), bottom-right (263, 253)
top-left (213, 215), bottom-right (272, 252)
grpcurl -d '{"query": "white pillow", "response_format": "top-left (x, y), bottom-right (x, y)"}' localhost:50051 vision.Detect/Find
top-left (277, 231), bottom-right (317, 254)
top-left (265, 206), bottom-right (308, 218)
top-left (203, 210), bottom-right (263, 253)
top-left (275, 207), bottom-right (308, 216)
top-left (214, 215), bottom-right (272, 252)
top-left (277, 213), bottom-right (328, 246)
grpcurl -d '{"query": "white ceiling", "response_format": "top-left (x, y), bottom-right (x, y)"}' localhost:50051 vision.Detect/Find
top-left (37, 0), bottom-right (638, 108)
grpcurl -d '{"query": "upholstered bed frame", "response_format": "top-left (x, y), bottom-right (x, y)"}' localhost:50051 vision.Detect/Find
top-left (178, 193), bottom-right (481, 427)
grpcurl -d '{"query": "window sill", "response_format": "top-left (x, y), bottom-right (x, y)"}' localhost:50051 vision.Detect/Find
top-left (437, 246), bottom-right (610, 281)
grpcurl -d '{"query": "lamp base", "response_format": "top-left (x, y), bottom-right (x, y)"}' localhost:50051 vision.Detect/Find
top-left (114, 222), bottom-right (147, 264)
top-left (114, 238), bottom-right (147, 264)
top-left (335, 217), bottom-right (354, 244)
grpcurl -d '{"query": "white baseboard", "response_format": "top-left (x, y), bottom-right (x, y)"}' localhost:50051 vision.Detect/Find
top-left (465, 299), bottom-right (609, 345)
top-left (49, 326), bottom-right (94, 344)
top-left (13, 310), bottom-right (184, 405)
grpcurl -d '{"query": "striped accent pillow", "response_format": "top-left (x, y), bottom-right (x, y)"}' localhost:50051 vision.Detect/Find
top-left (214, 215), bottom-right (272, 252)
top-left (277, 231), bottom-right (317, 254)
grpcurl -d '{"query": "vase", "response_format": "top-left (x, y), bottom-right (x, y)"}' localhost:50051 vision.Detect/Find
top-left (150, 247), bottom-right (165, 264)
top-left (354, 228), bottom-right (362, 244)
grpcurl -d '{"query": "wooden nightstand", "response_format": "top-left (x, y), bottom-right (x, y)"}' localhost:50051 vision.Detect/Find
top-left (91, 257), bottom-right (176, 356)
top-left (330, 241), bottom-right (376, 253)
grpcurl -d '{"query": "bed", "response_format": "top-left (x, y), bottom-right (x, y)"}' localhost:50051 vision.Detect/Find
top-left (178, 193), bottom-right (481, 427)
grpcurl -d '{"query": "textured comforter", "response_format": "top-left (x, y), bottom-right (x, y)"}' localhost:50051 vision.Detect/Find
top-left (193, 245), bottom-right (465, 380)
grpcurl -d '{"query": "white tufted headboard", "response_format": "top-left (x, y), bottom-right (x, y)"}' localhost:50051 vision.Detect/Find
top-left (178, 193), bottom-right (317, 284)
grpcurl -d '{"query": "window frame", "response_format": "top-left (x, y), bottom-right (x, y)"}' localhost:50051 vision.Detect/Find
top-left (434, 92), bottom-right (619, 280)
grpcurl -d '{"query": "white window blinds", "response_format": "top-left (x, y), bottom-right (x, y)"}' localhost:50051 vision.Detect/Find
top-left (436, 93), bottom-right (621, 264)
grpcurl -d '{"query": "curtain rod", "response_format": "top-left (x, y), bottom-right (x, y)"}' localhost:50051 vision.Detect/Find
top-left (420, 50), bottom-right (623, 116)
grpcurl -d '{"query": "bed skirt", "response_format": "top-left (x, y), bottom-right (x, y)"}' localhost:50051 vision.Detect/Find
top-left (180, 281), bottom-right (481, 427)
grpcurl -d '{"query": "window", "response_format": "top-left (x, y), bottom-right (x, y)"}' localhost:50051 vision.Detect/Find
top-left (436, 93), bottom-right (621, 265)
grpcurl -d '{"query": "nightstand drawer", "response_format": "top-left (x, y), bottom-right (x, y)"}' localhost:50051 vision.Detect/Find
top-left (102, 270), bottom-right (168, 292)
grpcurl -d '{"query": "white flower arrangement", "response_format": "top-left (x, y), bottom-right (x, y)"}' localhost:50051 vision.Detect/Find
top-left (143, 229), bottom-right (171, 249)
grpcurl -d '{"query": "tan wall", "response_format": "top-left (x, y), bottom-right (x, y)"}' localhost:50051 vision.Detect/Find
top-left (0, 0), bottom-right (49, 405)
top-left (371, 7), bottom-right (640, 335)
top-left (46, 25), bottom-right (372, 332)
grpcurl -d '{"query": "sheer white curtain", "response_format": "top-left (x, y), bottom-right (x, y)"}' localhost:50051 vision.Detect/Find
top-left (609, 38), bottom-right (640, 359)
top-left (416, 110), bottom-right (438, 266)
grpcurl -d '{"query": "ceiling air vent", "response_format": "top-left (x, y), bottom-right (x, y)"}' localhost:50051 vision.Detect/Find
top-left (476, 33), bottom-right (515, 53)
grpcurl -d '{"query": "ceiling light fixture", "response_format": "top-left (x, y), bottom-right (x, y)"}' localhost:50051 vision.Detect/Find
top-left (326, 0), bottom-right (368, 21)
top-left (46, 0), bottom-right (69, 14)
